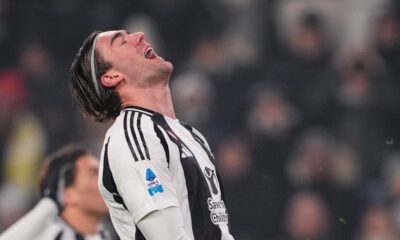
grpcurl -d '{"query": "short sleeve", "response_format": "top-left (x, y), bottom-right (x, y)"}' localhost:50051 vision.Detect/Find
top-left (107, 111), bottom-right (179, 223)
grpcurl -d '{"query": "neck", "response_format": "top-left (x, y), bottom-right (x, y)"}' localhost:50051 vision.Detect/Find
top-left (61, 208), bottom-right (102, 235)
top-left (121, 81), bottom-right (176, 119)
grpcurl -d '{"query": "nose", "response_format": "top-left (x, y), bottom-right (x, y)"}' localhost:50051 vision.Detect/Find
top-left (131, 32), bottom-right (144, 45)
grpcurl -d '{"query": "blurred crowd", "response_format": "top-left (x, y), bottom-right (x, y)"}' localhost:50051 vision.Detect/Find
top-left (1, 0), bottom-right (400, 239)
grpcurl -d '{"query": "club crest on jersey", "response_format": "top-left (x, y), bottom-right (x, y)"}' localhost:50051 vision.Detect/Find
top-left (145, 168), bottom-right (163, 196)
top-left (204, 167), bottom-right (219, 195)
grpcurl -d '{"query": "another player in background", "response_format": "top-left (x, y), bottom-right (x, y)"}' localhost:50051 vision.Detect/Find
top-left (0, 145), bottom-right (111, 240)
top-left (70, 30), bottom-right (234, 239)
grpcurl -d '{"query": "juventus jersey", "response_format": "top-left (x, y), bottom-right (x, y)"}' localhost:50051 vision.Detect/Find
top-left (34, 217), bottom-right (110, 240)
top-left (98, 106), bottom-right (234, 240)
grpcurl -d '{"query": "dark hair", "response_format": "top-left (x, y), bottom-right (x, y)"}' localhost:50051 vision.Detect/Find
top-left (300, 12), bottom-right (323, 31)
top-left (39, 145), bottom-right (88, 192)
top-left (70, 31), bottom-right (122, 122)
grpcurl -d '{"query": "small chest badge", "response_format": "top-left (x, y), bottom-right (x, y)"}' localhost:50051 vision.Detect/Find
top-left (145, 168), bottom-right (164, 196)
top-left (146, 168), bottom-right (156, 181)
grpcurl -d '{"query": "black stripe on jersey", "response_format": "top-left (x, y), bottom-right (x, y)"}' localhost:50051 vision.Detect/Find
top-left (137, 113), bottom-right (150, 160)
top-left (54, 231), bottom-right (63, 240)
top-left (180, 123), bottom-right (205, 144)
top-left (193, 134), bottom-right (214, 161)
top-left (152, 114), bottom-right (222, 240)
top-left (124, 111), bottom-right (151, 161)
top-left (135, 227), bottom-right (146, 240)
top-left (124, 112), bottom-right (139, 162)
top-left (153, 123), bottom-right (170, 166)
top-left (181, 122), bottom-right (216, 164)
top-left (130, 112), bottom-right (145, 160)
top-left (75, 233), bottom-right (84, 240)
top-left (102, 137), bottom-right (128, 210)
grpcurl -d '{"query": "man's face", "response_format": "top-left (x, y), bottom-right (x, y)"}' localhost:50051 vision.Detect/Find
top-left (70, 155), bottom-right (108, 217)
top-left (96, 30), bottom-right (173, 87)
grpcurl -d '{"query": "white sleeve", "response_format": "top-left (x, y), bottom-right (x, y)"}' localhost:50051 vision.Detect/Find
top-left (137, 206), bottom-right (191, 240)
top-left (109, 112), bottom-right (179, 223)
top-left (0, 198), bottom-right (58, 240)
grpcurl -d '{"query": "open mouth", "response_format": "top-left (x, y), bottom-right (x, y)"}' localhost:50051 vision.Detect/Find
top-left (144, 47), bottom-right (156, 59)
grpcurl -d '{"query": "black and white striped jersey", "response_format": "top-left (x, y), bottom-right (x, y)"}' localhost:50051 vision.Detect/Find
top-left (98, 106), bottom-right (234, 240)
top-left (34, 217), bottom-right (110, 240)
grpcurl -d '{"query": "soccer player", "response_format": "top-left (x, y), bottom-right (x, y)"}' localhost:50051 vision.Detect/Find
top-left (70, 30), bottom-right (234, 240)
top-left (0, 145), bottom-right (110, 240)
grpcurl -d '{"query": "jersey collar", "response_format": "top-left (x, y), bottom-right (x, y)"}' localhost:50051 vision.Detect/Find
top-left (122, 105), bottom-right (156, 116)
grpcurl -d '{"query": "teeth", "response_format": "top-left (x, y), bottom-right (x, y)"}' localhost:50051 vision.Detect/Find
top-left (145, 48), bottom-right (154, 59)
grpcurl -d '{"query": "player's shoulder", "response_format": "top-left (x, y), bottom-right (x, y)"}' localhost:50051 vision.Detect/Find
top-left (34, 217), bottom-right (70, 240)
top-left (104, 107), bottom-right (163, 160)
top-left (108, 107), bottom-right (156, 139)
top-left (180, 121), bottom-right (209, 144)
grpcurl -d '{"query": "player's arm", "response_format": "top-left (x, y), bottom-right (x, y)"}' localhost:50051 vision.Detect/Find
top-left (0, 198), bottom-right (58, 240)
top-left (0, 153), bottom-right (65, 240)
top-left (137, 206), bottom-right (190, 239)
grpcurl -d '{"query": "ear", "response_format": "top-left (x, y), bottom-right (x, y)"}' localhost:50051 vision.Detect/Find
top-left (101, 70), bottom-right (124, 87)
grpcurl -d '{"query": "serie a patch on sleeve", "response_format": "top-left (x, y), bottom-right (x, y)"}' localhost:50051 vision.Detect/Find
top-left (145, 168), bottom-right (164, 196)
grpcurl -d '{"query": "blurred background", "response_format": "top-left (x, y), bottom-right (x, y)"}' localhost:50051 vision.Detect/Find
top-left (1, 0), bottom-right (400, 239)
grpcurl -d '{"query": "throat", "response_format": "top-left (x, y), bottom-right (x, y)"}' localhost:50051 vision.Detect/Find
top-left (122, 85), bottom-right (176, 119)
